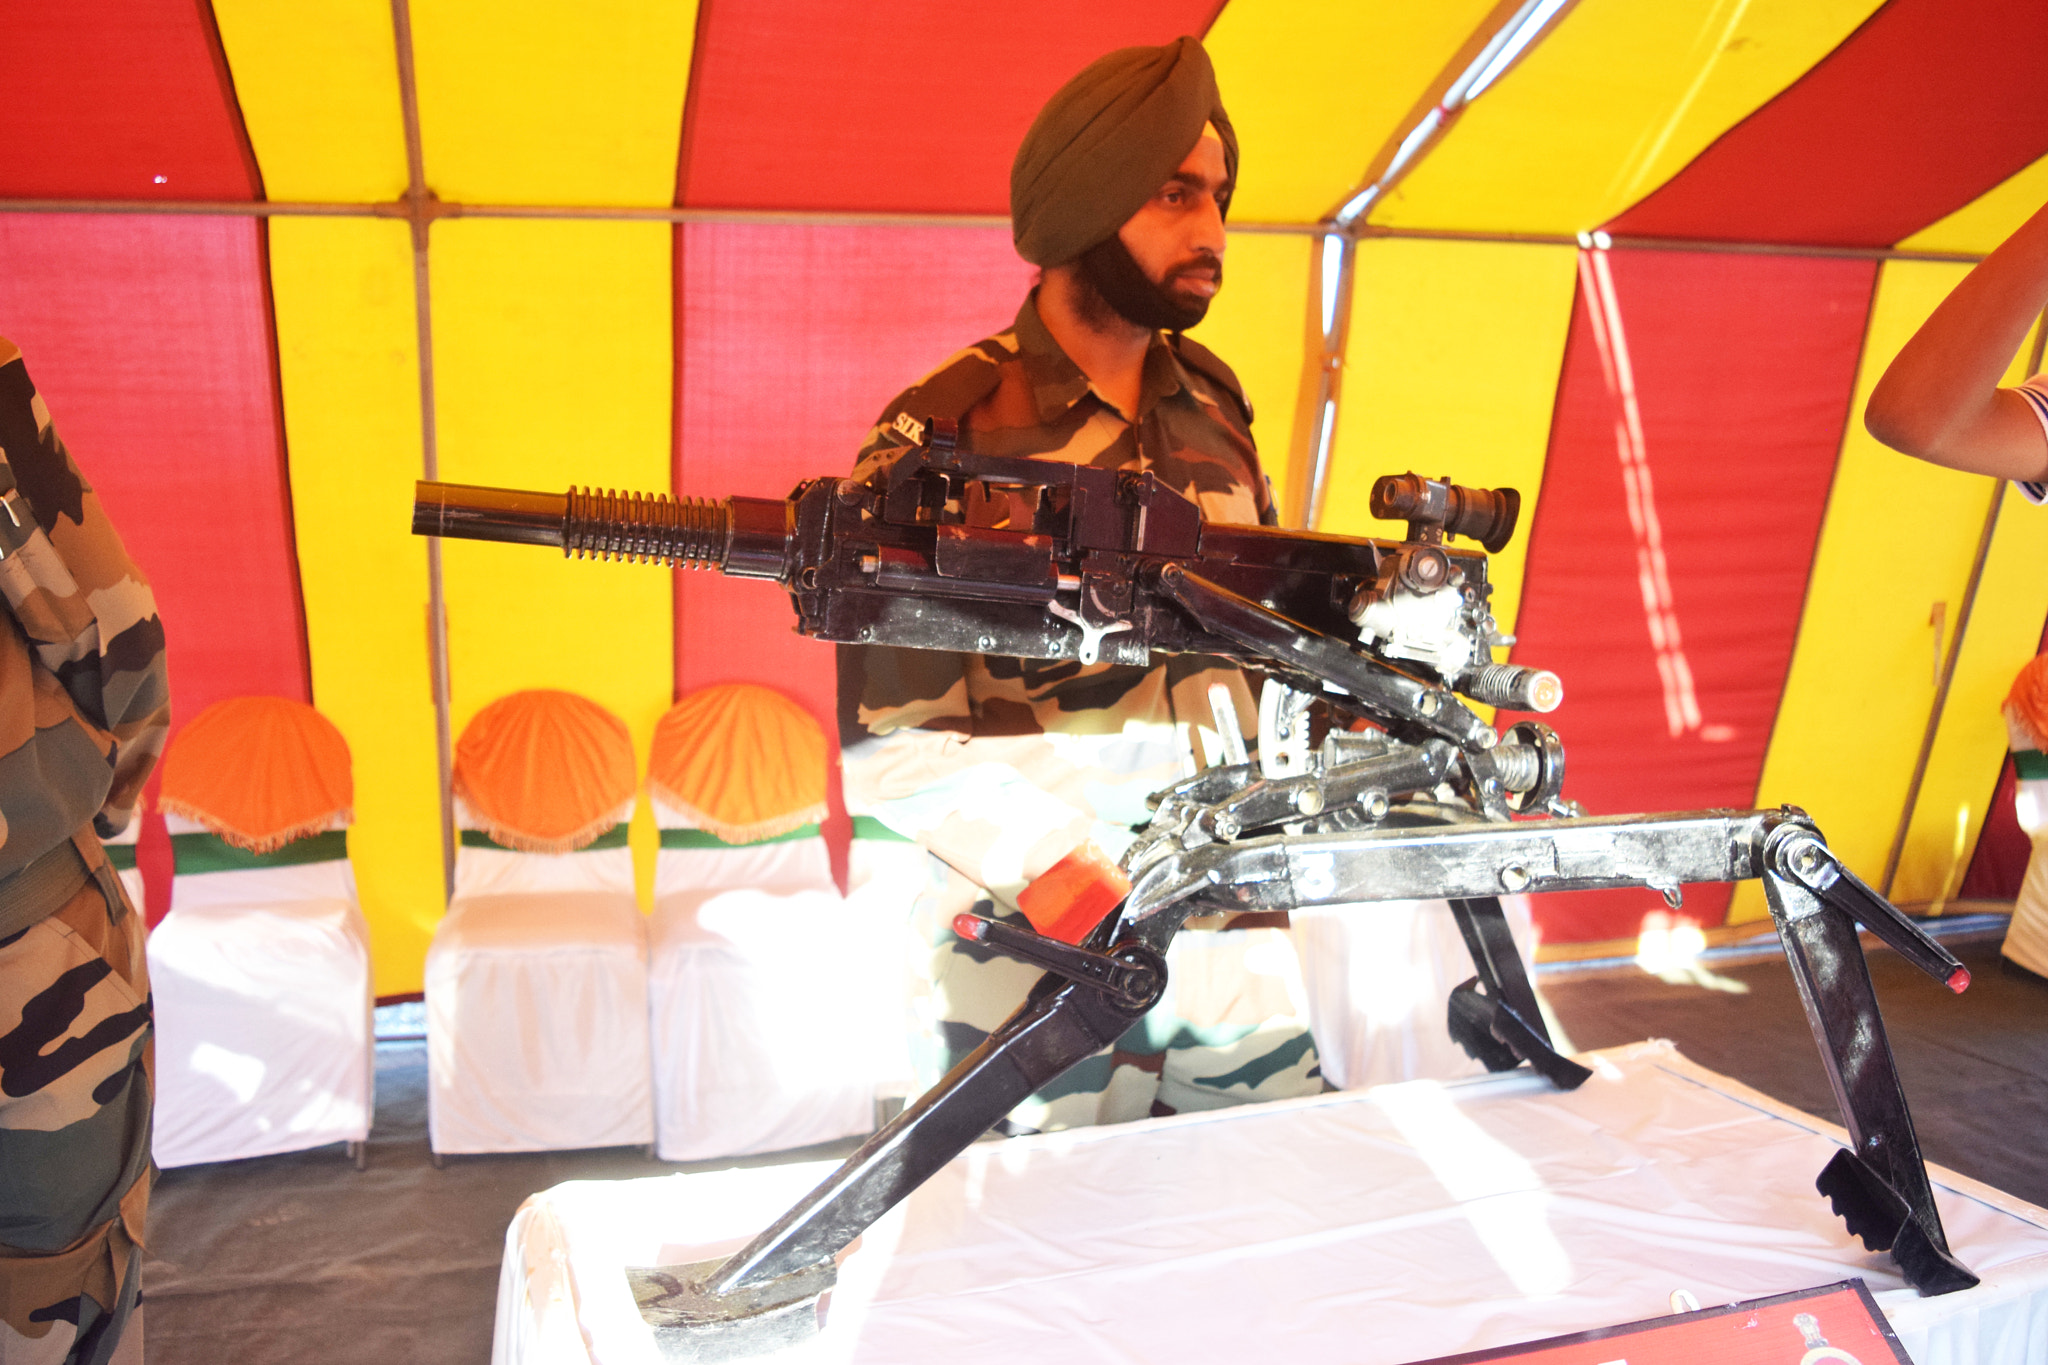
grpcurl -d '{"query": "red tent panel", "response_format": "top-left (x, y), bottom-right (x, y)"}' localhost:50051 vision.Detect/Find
top-left (1606, 0), bottom-right (2048, 248)
top-left (1, 0), bottom-right (261, 201)
top-left (1508, 249), bottom-right (1874, 943)
top-left (1958, 756), bottom-right (2028, 903)
top-left (675, 0), bottom-right (1223, 213)
top-left (0, 214), bottom-right (311, 915)
top-left (672, 221), bottom-right (1036, 729)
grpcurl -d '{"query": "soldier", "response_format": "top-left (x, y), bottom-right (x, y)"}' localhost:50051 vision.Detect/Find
top-left (0, 340), bottom-right (170, 1365)
top-left (841, 37), bottom-right (1320, 1133)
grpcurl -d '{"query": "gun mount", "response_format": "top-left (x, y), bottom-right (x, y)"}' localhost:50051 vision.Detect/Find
top-left (414, 420), bottom-right (1980, 1357)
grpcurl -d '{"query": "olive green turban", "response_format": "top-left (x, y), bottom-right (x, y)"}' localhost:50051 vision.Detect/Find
top-left (1010, 36), bottom-right (1238, 268)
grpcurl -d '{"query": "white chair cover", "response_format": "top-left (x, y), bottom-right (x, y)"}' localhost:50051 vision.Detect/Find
top-left (648, 799), bottom-right (834, 901)
top-left (426, 839), bottom-right (652, 1155)
top-left (2005, 721), bottom-right (2048, 976)
top-left (648, 884), bottom-right (910, 1160)
top-left (1290, 896), bottom-right (1538, 1090)
top-left (148, 815), bottom-right (372, 1168)
top-left (646, 804), bottom-right (911, 1160)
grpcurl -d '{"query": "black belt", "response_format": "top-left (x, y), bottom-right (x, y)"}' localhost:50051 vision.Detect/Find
top-left (0, 831), bottom-right (123, 940)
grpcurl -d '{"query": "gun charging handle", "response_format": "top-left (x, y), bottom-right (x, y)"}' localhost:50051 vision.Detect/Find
top-left (411, 480), bottom-right (794, 580)
top-left (953, 915), bottom-right (1166, 1015)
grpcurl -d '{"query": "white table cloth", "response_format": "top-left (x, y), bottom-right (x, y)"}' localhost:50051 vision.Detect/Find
top-left (495, 1040), bottom-right (2048, 1365)
top-left (428, 845), bottom-right (651, 1154)
top-left (148, 860), bottom-right (372, 1168)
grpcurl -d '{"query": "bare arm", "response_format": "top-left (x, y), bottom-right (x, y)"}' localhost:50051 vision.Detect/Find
top-left (1865, 200), bottom-right (2048, 481)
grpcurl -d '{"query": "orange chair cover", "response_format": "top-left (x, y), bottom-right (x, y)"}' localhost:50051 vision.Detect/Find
top-left (649, 683), bottom-right (828, 844)
top-left (2007, 654), bottom-right (2048, 751)
top-left (454, 690), bottom-right (637, 853)
top-left (158, 696), bottom-right (354, 853)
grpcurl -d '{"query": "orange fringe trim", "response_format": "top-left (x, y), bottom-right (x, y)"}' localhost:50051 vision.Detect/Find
top-left (453, 792), bottom-right (633, 855)
top-left (156, 797), bottom-right (352, 855)
top-left (648, 781), bottom-right (827, 846)
top-left (2007, 655), bottom-right (2048, 751)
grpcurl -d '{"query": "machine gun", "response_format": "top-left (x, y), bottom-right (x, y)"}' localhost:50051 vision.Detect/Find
top-left (415, 419), bottom-right (1981, 1357)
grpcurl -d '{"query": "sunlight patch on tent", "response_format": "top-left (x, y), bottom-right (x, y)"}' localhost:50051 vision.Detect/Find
top-left (1578, 248), bottom-right (1702, 739)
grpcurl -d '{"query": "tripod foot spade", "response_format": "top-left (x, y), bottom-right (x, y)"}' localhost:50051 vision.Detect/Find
top-left (1816, 1150), bottom-right (1979, 1296)
top-left (628, 1257), bottom-right (835, 1363)
top-left (1447, 976), bottom-right (1591, 1089)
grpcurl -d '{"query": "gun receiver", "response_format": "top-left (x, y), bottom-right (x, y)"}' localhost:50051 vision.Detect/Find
top-left (412, 420), bottom-right (1980, 1352)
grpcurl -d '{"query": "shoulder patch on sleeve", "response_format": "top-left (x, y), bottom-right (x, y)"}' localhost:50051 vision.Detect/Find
top-left (1172, 334), bottom-right (1253, 428)
top-left (875, 339), bottom-right (1010, 431)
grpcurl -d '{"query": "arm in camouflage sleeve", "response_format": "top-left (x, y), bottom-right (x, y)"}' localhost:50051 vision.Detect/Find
top-left (0, 343), bottom-right (171, 837)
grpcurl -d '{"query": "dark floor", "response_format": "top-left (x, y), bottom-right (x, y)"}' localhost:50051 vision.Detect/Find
top-left (142, 1045), bottom-right (863, 1365)
top-left (141, 930), bottom-right (2048, 1365)
top-left (1539, 928), bottom-right (2048, 1211)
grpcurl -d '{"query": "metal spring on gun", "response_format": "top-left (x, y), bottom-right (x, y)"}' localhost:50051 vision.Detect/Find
top-left (563, 487), bottom-right (730, 567)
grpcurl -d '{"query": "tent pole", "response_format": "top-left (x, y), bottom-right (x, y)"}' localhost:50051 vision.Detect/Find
top-left (1287, 0), bottom-right (1584, 530)
top-left (1289, 233), bottom-right (1354, 530)
top-left (1880, 310), bottom-right (2048, 903)
top-left (0, 195), bottom-right (1995, 269)
top-left (1881, 482), bottom-right (2005, 903)
top-left (390, 0), bottom-right (457, 904)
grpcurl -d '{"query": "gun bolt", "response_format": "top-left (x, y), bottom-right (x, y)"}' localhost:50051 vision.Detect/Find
top-left (859, 554), bottom-right (879, 575)
top-left (1056, 573), bottom-right (1081, 593)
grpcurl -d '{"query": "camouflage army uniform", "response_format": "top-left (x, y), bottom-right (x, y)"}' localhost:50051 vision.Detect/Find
top-left (841, 292), bottom-right (1323, 1132)
top-left (0, 342), bottom-right (170, 1365)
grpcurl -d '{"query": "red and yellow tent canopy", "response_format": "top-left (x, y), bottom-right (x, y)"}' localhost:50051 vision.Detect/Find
top-left (7, 0), bottom-right (2046, 991)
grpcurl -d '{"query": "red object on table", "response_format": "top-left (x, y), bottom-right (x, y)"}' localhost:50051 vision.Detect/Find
top-left (1016, 843), bottom-right (1132, 944)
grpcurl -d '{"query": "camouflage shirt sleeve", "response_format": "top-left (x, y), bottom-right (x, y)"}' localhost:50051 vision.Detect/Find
top-left (0, 342), bottom-right (170, 840)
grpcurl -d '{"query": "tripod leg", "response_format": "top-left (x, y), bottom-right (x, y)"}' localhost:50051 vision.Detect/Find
top-left (626, 973), bottom-right (1148, 1359)
top-left (1762, 870), bottom-right (1977, 1296)
top-left (1446, 896), bottom-right (1591, 1089)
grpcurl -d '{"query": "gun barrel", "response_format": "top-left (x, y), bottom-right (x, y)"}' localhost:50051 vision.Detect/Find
top-left (412, 480), bottom-right (793, 580)
top-left (413, 481), bottom-right (569, 549)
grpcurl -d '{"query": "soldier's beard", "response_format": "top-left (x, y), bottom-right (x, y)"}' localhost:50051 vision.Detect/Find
top-left (1076, 236), bottom-right (1218, 333)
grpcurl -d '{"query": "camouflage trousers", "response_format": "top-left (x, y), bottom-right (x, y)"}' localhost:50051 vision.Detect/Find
top-left (0, 848), bottom-right (152, 1365)
top-left (909, 857), bottom-right (1324, 1134)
